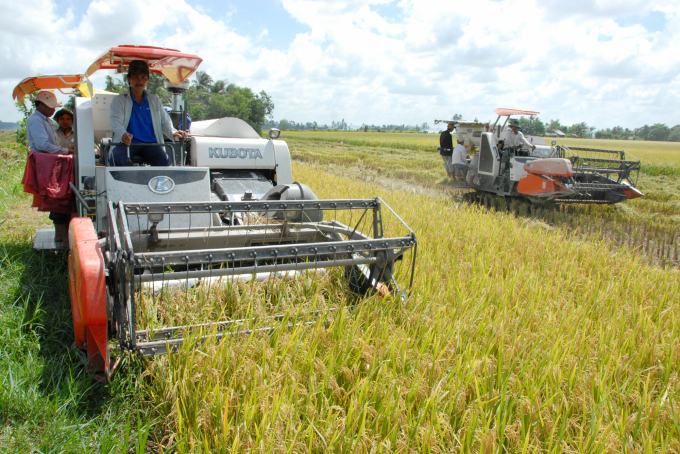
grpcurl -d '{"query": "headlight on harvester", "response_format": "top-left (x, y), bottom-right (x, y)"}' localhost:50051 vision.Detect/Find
top-left (269, 128), bottom-right (281, 139)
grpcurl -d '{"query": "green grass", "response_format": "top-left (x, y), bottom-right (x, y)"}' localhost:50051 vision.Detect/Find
top-left (0, 142), bottom-right (171, 453)
top-left (0, 131), bottom-right (16, 145)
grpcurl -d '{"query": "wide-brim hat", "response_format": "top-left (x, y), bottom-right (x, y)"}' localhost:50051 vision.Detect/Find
top-left (30, 90), bottom-right (62, 109)
top-left (508, 119), bottom-right (520, 128)
top-left (54, 108), bottom-right (73, 120)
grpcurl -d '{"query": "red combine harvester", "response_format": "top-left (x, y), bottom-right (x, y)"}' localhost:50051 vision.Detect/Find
top-left (436, 108), bottom-right (643, 204)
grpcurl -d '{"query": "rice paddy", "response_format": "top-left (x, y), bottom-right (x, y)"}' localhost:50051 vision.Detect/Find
top-left (1, 133), bottom-right (679, 452)
top-left (283, 132), bottom-right (680, 268)
top-left (136, 163), bottom-right (679, 453)
top-left (280, 130), bottom-right (680, 166)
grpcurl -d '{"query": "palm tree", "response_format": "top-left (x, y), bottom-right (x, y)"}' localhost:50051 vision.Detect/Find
top-left (146, 73), bottom-right (166, 95)
top-left (210, 79), bottom-right (228, 95)
top-left (193, 71), bottom-right (213, 92)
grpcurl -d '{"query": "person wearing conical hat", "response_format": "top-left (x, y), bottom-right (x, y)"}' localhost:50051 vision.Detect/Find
top-left (451, 136), bottom-right (472, 182)
top-left (504, 118), bottom-right (535, 150)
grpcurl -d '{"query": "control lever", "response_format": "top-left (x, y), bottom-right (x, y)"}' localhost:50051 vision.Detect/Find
top-left (69, 182), bottom-right (91, 213)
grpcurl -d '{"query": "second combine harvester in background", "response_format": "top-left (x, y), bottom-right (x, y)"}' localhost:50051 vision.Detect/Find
top-left (436, 108), bottom-right (643, 204)
top-left (14, 45), bottom-right (417, 382)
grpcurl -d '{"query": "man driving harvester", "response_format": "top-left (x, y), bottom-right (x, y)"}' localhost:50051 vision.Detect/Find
top-left (109, 60), bottom-right (187, 166)
top-left (504, 118), bottom-right (535, 151)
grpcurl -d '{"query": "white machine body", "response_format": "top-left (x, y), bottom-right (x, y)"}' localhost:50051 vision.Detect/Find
top-left (189, 136), bottom-right (292, 180)
top-left (73, 93), bottom-right (294, 236)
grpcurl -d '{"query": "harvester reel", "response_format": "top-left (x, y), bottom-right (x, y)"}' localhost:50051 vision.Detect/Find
top-left (74, 197), bottom-right (416, 378)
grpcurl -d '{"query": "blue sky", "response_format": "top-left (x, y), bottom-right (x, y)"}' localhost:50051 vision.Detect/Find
top-left (197, 0), bottom-right (311, 51)
top-left (1, 0), bottom-right (679, 130)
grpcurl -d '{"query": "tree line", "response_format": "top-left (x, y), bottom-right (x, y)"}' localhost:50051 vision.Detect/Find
top-left (0, 120), bottom-right (19, 130)
top-left (517, 117), bottom-right (596, 138)
top-left (597, 124), bottom-right (680, 142)
top-left (263, 119), bottom-right (431, 133)
top-left (515, 116), bottom-right (680, 142)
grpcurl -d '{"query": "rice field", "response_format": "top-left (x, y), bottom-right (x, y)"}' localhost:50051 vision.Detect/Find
top-left (1, 133), bottom-right (680, 452)
top-left (280, 130), bottom-right (680, 166)
top-left (135, 163), bottom-right (680, 452)
top-left (282, 133), bottom-right (680, 269)
top-left (281, 130), bottom-right (441, 153)
top-left (555, 138), bottom-right (680, 166)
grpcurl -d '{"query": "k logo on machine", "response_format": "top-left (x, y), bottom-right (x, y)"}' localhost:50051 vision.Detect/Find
top-left (148, 176), bottom-right (175, 194)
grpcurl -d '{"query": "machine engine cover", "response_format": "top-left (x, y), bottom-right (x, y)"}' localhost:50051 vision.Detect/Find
top-left (106, 167), bottom-right (212, 230)
top-left (190, 136), bottom-right (275, 169)
top-left (517, 173), bottom-right (573, 198)
top-left (524, 158), bottom-right (573, 177)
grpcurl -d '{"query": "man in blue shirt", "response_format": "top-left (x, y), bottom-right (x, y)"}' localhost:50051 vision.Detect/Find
top-left (109, 60), bottom-right (187, 166)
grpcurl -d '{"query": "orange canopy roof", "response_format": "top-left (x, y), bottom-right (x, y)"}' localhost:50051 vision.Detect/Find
top-left (494, 108), bottom-right (540, 117)
top-left (12, 74), bottom-right (92, 101)
top-left (85, 45), bottom-right (202, 85)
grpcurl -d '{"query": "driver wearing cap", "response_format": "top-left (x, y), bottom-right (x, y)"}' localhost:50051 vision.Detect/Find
top-left (504, 119), bottom-right (535, 150)
top-left (109, 60), bottom-right (187, 166)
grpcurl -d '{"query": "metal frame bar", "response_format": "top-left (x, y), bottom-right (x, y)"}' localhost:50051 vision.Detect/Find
top-left (133, 236), bottom-right (411, 267)
top-left (136, 319), bottom-right (326, 356)
top-left (106, 197), bottom-right (417, 358)
top-left (557, 145), bottom-right (641, 185)
top-left (107, 142), bottom-right (178, 167)
top-left (123, 198), bottom-right (380, 215)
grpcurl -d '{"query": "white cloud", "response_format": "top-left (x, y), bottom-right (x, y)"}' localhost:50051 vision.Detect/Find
top-left (1, 0), bottom-right (679, 131)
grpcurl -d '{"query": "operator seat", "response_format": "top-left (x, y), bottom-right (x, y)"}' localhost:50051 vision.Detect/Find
top-left (101, 139), bottom-right (177, 167)
top-left (100, 139), bottom-right (146, 166)
top-left (93, 93), bottom-right (175, 167)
